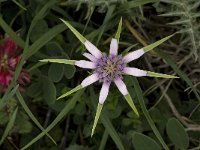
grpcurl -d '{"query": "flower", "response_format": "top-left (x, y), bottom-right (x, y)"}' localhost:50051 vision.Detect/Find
top-left (0, 35), bottom-right (30, 91)
top-left (75, 39), bottom-right (147, 104)
top-left (40, 19), bottom-right (177, 136)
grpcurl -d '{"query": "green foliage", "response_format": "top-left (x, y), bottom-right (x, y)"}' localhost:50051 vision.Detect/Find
top-left (166, 118), bottom-right (189, 149)
top-left (158, 0), bottom-right (200, 61)
top-left (0, 0), bottom-right (200, 150)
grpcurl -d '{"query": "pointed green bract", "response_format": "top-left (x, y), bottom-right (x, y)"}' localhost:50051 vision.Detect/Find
top-left (57, 85), bottom-right (82, 100)
top-left (147, 71), bottom-right (179, 78)
top-left (115, 17), bottom-right (122, 43)
top-left (91, 103), bottom-right (103, 137)
top-left (143, 34), bottom-right (174, 53)
top-left (124, 93), bottom-right (139, 117)
top-left (60, 18), bottom-right (86, 44)
top-left (40, 59), bottom-right (75, 65)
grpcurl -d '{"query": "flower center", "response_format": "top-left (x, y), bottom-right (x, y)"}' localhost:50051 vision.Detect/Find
top-left (95, 53), bottom-right (126, 83)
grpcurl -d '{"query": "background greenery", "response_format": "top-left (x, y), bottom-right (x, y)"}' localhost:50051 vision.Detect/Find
top-left (0, 0), bottom-right (200, 149)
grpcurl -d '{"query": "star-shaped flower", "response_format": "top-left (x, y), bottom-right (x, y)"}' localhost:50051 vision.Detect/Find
top-left (41, 18), bottom-right (178, 136)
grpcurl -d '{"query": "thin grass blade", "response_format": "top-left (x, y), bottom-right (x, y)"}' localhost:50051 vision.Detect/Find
top-left (0, 107), bottom-right (18, 145)
top-left (115, 17), bottom-right (122, 43)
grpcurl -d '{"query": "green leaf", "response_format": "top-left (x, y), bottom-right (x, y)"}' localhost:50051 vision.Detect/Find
top-left (0, 107), bottom-right (18, 145)
top-left (57, 85), bottom-right (83, 100)
top-left (16, 90), bottom-right (56, 144)
top-left (21, 90), bottom-right (84, 150)
top-left (48, 63), bottom-right (64, 82)
top-left (30, 20), bottom-right (49, 42)
top-left (91, 103), bottom-right (103, 137)
top-left (166, 118), bottom-right (189, 150)
top-left (147, 71), bottom-right (179, 78)
top-left (64, 65), bottom-right (76, 79)
top-left (115, 17), bottom-right (122, 43)
top-left (42, 77), bottom-right (56, 105)
top-left (124, 93), bottom-right (139, 117)
top-left (143, 34), bottom-right (174, 53)
top-left (46, 41), bottom-right (63, 56)
top-left (131, 77), bottom-right (169, 150)
top-left (132, 133), bottom-right (162, 150)
top-left (60, 18), bottom-right (86, 44)
top-left (40, 59), bottom-right (75, 65)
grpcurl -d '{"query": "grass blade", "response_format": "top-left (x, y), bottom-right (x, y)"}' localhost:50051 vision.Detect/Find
top-left (131, 77), bottom-right (169, 150)
top-left (0, 107), bottom-right (18, 145)
top-left (16, 90), bottom-right (56, 145)
top-left (21, 90), bottom-right (84, 150)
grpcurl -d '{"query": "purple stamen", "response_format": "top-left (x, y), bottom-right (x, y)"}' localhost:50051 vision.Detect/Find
top-left (95, 53), bottom-right (126, 83)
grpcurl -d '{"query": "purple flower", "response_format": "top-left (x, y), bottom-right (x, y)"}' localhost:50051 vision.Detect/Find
top-left (75, 39), bottom-right (146, 104)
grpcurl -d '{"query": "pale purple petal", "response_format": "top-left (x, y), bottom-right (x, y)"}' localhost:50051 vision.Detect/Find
top-left (123, 67), bottom-right (147, 77)
top-left (83, 53), bottom-right (97, 62)
top-left (109, 38), bottom-right (118, 55)
top-left (123, 48), bottom-right (144, 63)
top-left (114, 78), bottom-right (128, 96)
top-left (81, 73), bottom-right (99, 87)
top-left (99, 82), bottom-right (110, 104)
top-left (84, 40), bottom-right (102, 58)
top-left (75, 60), bottom-right (96, 69)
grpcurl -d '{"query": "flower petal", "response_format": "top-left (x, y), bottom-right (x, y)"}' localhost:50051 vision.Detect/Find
top-left (75, 60), bottom-right (96, 69)
top-left (114, 78), bottom-right (128, 96)
top-left (83, 53), bottom-right (97, 62)
top-left (109, 38), bottom-right (118, 55)
top-left (123, 67), bottom-right (147, 77)
top-left (99, 82), bottom-right (110, 104)
top-left (84, 40), bottom-right (102, 58)
top-left (81, 73), bottom-right (99, 87)
top-left (123, 48), bottom-right (144, 63)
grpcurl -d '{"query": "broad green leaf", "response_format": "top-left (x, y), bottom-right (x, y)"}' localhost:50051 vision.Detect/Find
top-left (42, 77), bottom-right (56, 105)
top-left (147, 71), bottom-right (179, 78)
top-left (131, 77), bottom-right (169, 150)
top-left (46, 41), bottom-right (63, 56)
top-left (132, 133), bottom-right (162, 150)
top-left (124, 93), bottom-right (139, 116)
top-left (16, 90), bottom-right (56, 144)
top-left (40, 59), bottom-right (75, 65)
top-left (64, 65), bottom-right (76, 79)
top-left (166, 118), bottom-right (189, 150)
top-left (48, 63), bottom-right (64, 82)
top-left (30, 20), bottom-right (49, 42)
top-left (115, 17), bottom-right (122, 43)
top-left (143, 34), bottom-right (174, 53)
top-left (0, 107), bottom-right (18, 145)
top-left (60, 18), bottom-right (86, 44)
top-left (57, 85), bottom-right (82, 100)
top-left (21, 90), bottom-right (84, 150)
top-left (91, 103), bottom-right (103, 137)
